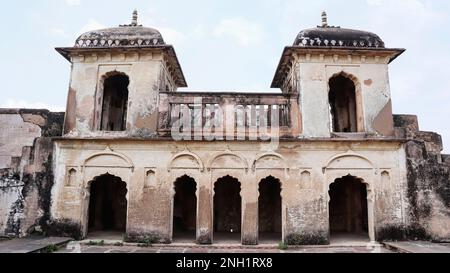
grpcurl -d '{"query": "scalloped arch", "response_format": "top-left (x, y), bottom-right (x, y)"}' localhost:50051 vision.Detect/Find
top-left (329, 71), bottom-right (361, 88)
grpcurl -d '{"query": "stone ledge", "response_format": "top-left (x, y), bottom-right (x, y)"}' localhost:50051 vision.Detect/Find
top-left (0, 237), bottom-right (72, 253)
top-left (383, 241), bottom-right (450, 253)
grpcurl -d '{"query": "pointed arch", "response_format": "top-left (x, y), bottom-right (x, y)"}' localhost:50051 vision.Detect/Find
top-left (87, 173), bottom-right (128, 235)
top-left (172, 175), bottom-right (198, 242)
top-left (328, 175), bottom-right (372, 242)
top-left (94, 70), bottom-right (130, 131)
top-left (258, 176), bottom-right (282, 243)
top-left (328, 71), bottom-right (364, 132)
top-left (213, 175), bottom-right (242, 243)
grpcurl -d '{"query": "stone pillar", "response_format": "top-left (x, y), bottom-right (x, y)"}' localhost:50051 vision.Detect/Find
top-left (197, 175), bottom-right (213, 244)
top-left (241, 174), bottom-right (258, 245)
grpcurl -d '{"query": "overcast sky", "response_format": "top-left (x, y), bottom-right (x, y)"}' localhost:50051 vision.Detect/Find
top-left (0, 0), bottom-right (449, 152)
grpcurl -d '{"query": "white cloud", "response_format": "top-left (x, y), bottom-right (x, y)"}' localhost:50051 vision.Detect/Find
top-left (158, 27), bottom-right (187, 46)
top-left (65, 0), bottom-right (81, 6)
top-left (1, 99), bottom-right (65, 112)
top-left (213, 17), bottom-right (265, 47)
top-left (77, 19), bottom-right (106, 36)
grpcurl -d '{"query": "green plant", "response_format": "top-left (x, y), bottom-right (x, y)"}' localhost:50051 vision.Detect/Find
top-left (278, 242), bottom-right (288, 250)
top-left (114, 242), bottom-right (124, 247)
top-left (88, 240), bottom-right (105, 246)
top-left (42, 244), bottom-right (59, 253)
top-left (137, 235), bottom-right (157, 247)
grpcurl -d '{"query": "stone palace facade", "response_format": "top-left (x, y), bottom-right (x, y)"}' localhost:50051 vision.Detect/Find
top-left (1, 11), bottom-right (449, 245)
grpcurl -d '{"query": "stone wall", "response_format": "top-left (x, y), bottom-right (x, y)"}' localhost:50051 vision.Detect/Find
top-left (294, 54), bottom-right (395, 138)
top-left (394, 115), bottom-right (450, 242)
top-left (51, 138), bottom-right (407, 244)
top-left (0, 109), bottom-right (64, 237)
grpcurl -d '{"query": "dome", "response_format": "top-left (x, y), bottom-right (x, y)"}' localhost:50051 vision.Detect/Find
top-left (293, 12), bottom-right (385, 48)
top-left (74, 11), bottom-right (165, 48)
top-left (294, 27), bottom-right (385, 48)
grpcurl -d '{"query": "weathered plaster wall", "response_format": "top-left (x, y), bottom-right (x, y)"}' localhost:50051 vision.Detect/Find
top-left (64, 51), bottom-right (176, 138)
top-left (295, 54), bottom-right (393, 138)
top-left (50, 139), bottom-right (407, 245)
top-left (0, 109), bottom-right (64, 237)
top-left (394, 115), bottom-right (450, 241)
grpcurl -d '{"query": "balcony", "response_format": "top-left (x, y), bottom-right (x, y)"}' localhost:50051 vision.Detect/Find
top-left (158, 92), bottom-right (301, 140)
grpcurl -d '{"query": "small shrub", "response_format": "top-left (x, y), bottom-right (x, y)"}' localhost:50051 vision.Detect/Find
top-left (88, 240), bottom-right (105, 246)
top-left (42, 244), bottom-right (59, 253)
top-left (114, 242), bottom-right (124, 247)
top-left (278, 242), bottom-right (288, 251)
top-left (137, 235), bottom-right (158, 247)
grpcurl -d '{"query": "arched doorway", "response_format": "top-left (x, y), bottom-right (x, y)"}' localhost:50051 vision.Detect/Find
top-left (88, 174), bottom-right (128, 237)
top-left (258, 176), bottom-right (282, 243)
top-left (100, 73), bottom-right (129, 131)
top-left (214, 176), bottom-right (242, 243)
top-left (329, 175), bottom-right (369, 242)
top-left (329, 74), bottom-right (358, 133)
top-left (173, 175), bottom-right (197, 242)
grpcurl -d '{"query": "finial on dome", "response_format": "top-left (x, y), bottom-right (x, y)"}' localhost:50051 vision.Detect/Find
top-left (132, 10), bottom-right (138, 26)
top-left (321, 11), bottom-right (328, 28)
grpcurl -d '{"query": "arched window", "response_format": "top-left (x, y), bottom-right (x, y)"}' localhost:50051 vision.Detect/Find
top-left (100, 74), bottom-right (129, 131)
top-left (329, 75), bottom-right (357, 133)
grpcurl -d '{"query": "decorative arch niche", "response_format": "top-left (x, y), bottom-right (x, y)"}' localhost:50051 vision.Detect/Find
top-left (168, 151), bottom-right (204, 172)
top-left (66, 168), bottom-right (77, 186)
top-left (208, 152), bottom-right (249, 172)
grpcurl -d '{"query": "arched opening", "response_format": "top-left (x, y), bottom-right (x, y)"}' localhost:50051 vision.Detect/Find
top-left (329, 175), bottom-right (369, 242)
top-left (329, 75), bottom-right (358, 133)
top-left (88, 174), bottom-right (128, 238)
top-left (100, 74), bottom-right (129, 131)
top-left (173, 175), bottom-right (197, 243)
top-left (258, 176), bottom-right (282, 243)
top-left (214, 176), bottom-right (241, 243)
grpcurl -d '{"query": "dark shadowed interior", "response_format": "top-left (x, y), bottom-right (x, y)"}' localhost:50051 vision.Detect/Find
top-left (329, 75), bottom-right (357, 133)
top-left (100, 74), bottom-right (129, 131)
top-left (329, 175), bottom-right (368, 239)
top-left (214, 176), bottom-right (241, 242)
top-left (88, 174), bottom-right (128, 233)
top-left (173, 175), bottom-right (197, 241)
top-left (259, 176), bottom-right (282, 243)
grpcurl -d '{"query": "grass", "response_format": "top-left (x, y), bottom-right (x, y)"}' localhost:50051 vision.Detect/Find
top-left (88, 240), bottom-right (105, 246)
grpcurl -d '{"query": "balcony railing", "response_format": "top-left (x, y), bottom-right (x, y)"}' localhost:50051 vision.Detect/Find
top-left (158, 92), bottom-right (301, 140)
